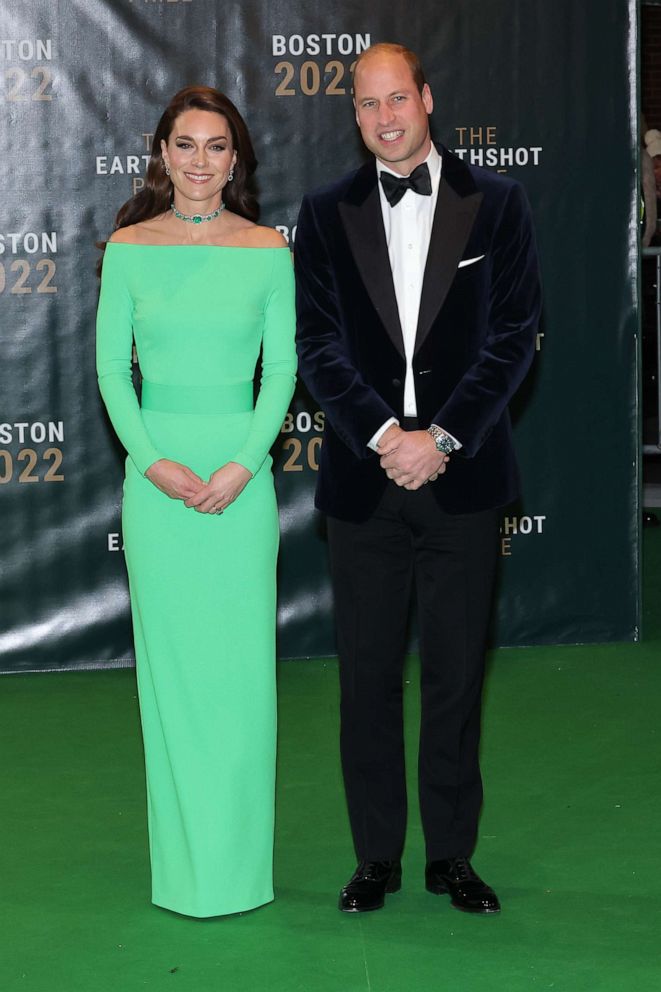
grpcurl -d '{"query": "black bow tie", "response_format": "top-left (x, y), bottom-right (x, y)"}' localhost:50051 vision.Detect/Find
top-left (379, 162), bottom-right (432, 207)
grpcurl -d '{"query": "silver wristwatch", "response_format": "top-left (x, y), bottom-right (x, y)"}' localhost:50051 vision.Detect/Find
top-left (427, 424), bottom-right (457, 455)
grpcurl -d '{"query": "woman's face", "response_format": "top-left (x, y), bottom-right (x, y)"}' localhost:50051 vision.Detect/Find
top-left (161, 108), bottom-right (237, 207)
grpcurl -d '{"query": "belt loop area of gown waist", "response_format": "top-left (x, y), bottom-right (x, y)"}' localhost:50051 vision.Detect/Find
top-left (141, 381), bottom-right (255, 415)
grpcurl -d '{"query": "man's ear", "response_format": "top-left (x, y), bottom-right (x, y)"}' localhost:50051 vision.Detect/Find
top-left (422, 83), bottom-right (434, 115)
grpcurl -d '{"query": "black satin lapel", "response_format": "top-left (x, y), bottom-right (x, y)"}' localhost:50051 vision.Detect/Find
top-left (339, 188), bottom-right (405, 358)
top-left (414, 180), bottom-right (483, 355)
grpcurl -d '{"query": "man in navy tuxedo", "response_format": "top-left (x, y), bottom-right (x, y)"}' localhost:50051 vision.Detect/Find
top-left (295, 43), bottom-right (541, 915)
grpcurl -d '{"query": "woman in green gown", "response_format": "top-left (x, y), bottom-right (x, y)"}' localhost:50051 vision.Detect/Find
top-left (96, 87), bottom-right (296, 918)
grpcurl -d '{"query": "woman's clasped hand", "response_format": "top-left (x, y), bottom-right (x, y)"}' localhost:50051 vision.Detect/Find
top-left (145, 458), bottom-right (252, 513)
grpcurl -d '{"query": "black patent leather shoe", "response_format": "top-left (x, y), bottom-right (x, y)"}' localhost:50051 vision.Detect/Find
top-left (425, 857), bottom-right (500, 914)
top-left (339, 860), bottom-right (402, 913)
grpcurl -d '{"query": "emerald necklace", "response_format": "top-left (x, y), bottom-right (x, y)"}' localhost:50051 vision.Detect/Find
top-left (171, 203), bottom-right (225, 225)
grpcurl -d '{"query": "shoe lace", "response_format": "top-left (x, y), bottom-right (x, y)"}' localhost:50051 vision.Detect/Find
top-left (450, 857), bottom-right (478, 882)
top-left (358, 860), bottom-right (392, 882)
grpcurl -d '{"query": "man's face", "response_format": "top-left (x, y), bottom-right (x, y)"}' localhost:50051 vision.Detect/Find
top-left (353, 53), bottom-right (433, 176)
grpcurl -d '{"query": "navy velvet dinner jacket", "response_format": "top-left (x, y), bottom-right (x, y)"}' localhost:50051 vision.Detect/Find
top-left (294, 145), bottom-right (542, 523)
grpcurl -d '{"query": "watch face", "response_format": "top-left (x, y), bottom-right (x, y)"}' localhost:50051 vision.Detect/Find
top-left (437, 432), bottom-right (454, 454)
top-left (428, 427), bottom-right (454, 454)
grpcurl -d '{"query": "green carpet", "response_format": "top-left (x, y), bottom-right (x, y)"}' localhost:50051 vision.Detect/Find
top-left (1, 525), bottom-right (659, 992)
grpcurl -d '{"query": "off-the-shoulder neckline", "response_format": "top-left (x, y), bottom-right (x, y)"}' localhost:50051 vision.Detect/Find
top-left (106, 242), bottom-right (290, 251)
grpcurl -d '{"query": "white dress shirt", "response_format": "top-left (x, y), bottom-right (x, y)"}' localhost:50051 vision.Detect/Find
top-left (367, 144), bottom-right (461, 452)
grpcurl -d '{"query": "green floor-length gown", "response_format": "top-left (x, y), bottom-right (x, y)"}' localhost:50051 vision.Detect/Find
top-left (96, 243), bottom-right (296, 918)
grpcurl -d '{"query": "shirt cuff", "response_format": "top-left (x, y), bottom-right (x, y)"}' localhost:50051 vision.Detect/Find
top-left (368, 417), bottom-right (399, 452)
top-left (430, 424), bottom-right (462, 450)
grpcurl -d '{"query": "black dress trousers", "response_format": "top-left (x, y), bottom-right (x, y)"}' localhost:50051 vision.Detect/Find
top-left (327, 479), bottom-right (500, 862)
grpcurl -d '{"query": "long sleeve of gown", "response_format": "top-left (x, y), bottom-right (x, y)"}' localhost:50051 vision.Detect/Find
top-left (233, 249), bottom-right (297, 476)
top-left (96, 246), bottom-right (163, 476)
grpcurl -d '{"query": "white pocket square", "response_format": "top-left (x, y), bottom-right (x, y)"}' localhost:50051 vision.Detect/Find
top-left (457, 254), bottom-right (485, 268)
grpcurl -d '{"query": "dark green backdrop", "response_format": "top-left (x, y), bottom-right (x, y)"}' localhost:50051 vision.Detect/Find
top-left (0, 0), bottom-right (639, 671)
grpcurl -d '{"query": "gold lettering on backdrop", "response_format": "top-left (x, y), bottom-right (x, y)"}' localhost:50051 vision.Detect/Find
top-left (281, 437), bottom-right (322, 472)
top-left (1, 39), bottom-right (55, 102)
top-left (274, 60), bottom-right (357, 97)
top-left (455, 126), bottom-right (498, 145)
top-left (271, 32), bottom-right (369, 96)
top-left (278, 409), bottom-right (325, 471)
top-left (0, 422), bottom-right (65, 485)
top-left (498, 515), bottom-right (546, 556)
top-left (2, 66), bottom-right (54, 101)
top-left (0, 259), bottom-right (56, 294)
top-left (0, 448), bottom-right (64, 484)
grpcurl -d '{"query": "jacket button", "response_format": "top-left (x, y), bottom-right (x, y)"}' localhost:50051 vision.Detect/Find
top-left (392, 378), bottom-right (401, 387)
